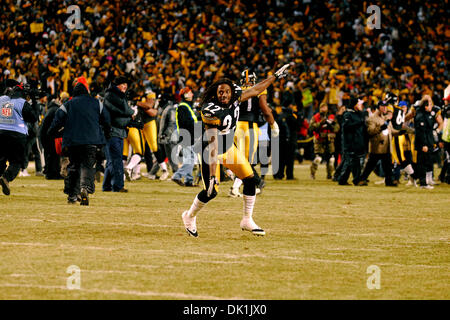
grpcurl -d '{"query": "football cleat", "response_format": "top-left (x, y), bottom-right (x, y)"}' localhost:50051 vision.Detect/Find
top-left (420, 185), bottom-right (434, 190)
top-left (124, 168), bottom-right (132, 181)
top-left (228, 187), bottom-right (242, 198)
top-left (160, 170), bottom-right (169, 181)
top-left (80, 188), bottom-right (89, 206)
top-left (0, 176), bottom-right (10, 196)
top-left (240, 218), bottom-right (265, 236)
top-left (182, 211), bottom-right (198, 237)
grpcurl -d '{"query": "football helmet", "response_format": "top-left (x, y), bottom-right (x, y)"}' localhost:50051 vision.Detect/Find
top-left (384, 92), bottom-right (398, 104)
top-left (240, 69), bottom-right (257, 86)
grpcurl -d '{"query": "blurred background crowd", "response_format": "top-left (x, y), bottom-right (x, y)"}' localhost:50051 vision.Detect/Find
top-left (1, 0), bottom-right (448, 106)
top-left (0, 0), bottom-right (449, 191)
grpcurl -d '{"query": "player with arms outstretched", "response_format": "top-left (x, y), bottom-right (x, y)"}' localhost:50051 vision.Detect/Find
top-left (181, 64), bottom-right (291, 237)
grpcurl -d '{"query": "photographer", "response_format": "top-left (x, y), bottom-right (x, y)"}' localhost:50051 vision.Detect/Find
top-left (21, 93), bottom-right (46, 177)
top-left (309, 102), bottom-right (339, 180)
top-left (0, 80), bottom-right (39, 195)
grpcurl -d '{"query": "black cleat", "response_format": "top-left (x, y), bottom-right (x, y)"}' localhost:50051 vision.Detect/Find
top-left (80, 188), bottom-right (89, 206)
top-left (0, 176), bottom-right (10, 195)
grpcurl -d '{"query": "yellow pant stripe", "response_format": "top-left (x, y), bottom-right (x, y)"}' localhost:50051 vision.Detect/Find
top-left (142, 120), bottom-right (158, 153)
top-left (234, 121), bottom-right (259, 163)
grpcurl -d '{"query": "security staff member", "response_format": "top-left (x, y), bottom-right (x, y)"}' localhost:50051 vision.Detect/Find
top-left (171, 87), bottom-right (198, 186)
top-left (0, 80), bottom-right (39, 195)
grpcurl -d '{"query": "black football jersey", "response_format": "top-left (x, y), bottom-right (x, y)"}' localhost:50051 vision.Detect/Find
top-left (391, 105), bottom-right (406, 130)
top-left (238, 87), bottom-right (267, 122)
top-left (201, 85), bottom-right (242, 154)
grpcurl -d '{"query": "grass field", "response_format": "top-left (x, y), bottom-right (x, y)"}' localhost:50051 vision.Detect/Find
top-left (0, 163), bottom-right (449, 300)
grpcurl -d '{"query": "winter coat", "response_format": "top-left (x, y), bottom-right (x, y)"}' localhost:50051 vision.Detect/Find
top-left (103, 84), bottom-right (134, 139)
top-left (366, 109), bottom-right (398, 154)
top-left (414, 108), bottom-right (435, 150)
top-left (341, 108), bottom-right (366, 155)
top-left (48, 83), bottom-right (111, 148)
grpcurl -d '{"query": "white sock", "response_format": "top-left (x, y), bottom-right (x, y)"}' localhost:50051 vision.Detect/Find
top-left (233, 178), bottom-right (243, 190)
top-left (243, 195), bottom-right (256, 219)
top-left (126, 154), bottom-right (142, 170)
top-left (404, 164), bottom-right (414, 176)
top-left (160, 161), bottom-right (168, 171)
top-left (426, 171), bottom-right (433, 185)
top-left (187, 196), bottom-right (205, 217)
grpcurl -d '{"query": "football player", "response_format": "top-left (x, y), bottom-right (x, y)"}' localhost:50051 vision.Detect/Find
top-left (181, 64), bottom-right (291, 237)
top-left (230, 70), bottom-right (280, 197)
top-left (386, 94), bottom-right (417, 186)
top-left (139, 90), bottom-right (170, 180)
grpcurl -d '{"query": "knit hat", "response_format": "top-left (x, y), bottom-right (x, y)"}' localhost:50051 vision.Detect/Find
top-left (113, 76), bottom-right (129, 86)
top-left (180, 87), bottom-right (192, 96)
top-left (74, 76), bottom-right (89, 92)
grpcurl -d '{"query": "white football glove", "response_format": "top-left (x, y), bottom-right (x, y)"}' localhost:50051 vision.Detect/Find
top-left (270, 121), bottom-right (280, 138)
top-left (274, 64), bottom-right (291, 79)
top-left (131, 105), bottom-right (138, 118)
top-left (207, 176), bottom-right (219, 197)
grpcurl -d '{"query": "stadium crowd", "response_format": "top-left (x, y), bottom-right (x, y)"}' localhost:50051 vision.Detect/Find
top-left (1, 0), bottom-right (449, 201)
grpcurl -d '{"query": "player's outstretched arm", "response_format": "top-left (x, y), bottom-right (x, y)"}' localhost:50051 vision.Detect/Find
top-left (241, 64), bottom-right (291, 102)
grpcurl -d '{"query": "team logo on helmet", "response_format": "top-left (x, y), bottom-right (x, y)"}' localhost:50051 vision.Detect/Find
top-left (240, 69), bottom-right (257, 86)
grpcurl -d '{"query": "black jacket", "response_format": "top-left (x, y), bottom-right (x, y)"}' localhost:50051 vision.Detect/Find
top-left (176, 100), bottom-right (198, 145)
top-left (104, 84), bottom-right (134, 139)
top-left (341, 108), bottom-right (366, 155)
top-left (414, 108), bottom-right (435, 150)
top-left (48, 83), bottom-right (111, 148)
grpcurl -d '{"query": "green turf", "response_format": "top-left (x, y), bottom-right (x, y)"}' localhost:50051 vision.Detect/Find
top-left (0, 164), bottom-right (449, 300)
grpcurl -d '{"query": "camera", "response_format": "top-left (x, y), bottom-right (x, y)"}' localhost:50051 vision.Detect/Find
top-left (23, 83), bottom-right (46, 100)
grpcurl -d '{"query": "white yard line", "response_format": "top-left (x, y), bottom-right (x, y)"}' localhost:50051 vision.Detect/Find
top-left (0, 283), bottom-right (244, 300)
top-left (1, 241), bottom-right (447, 270)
